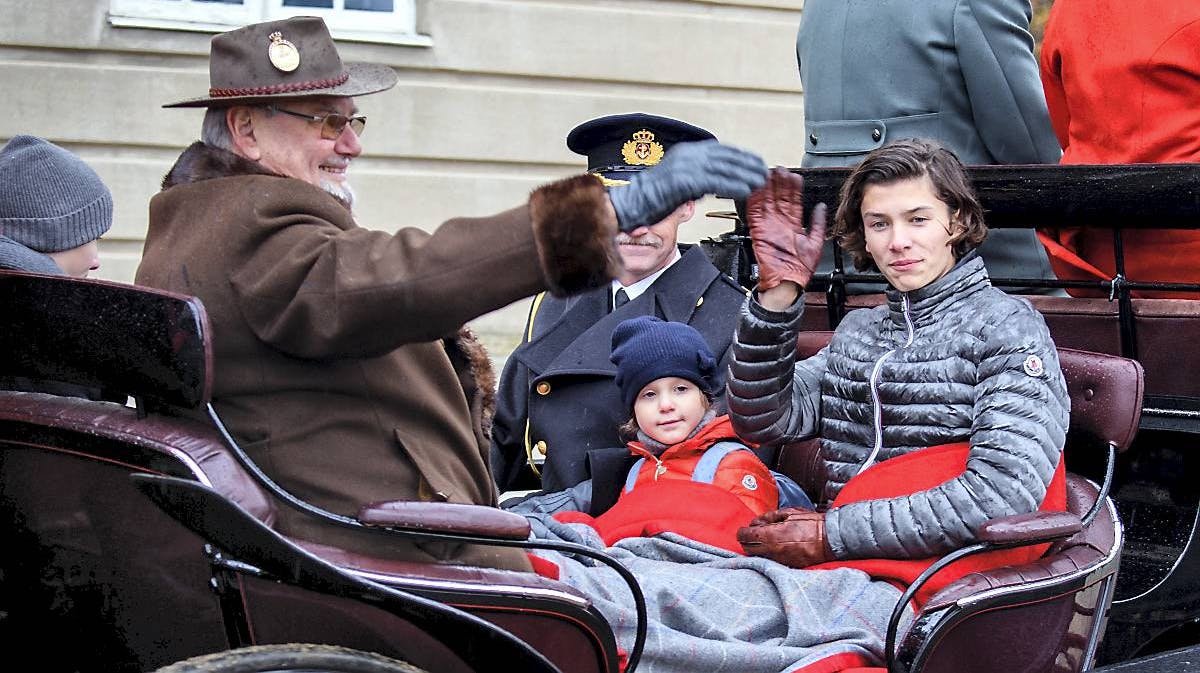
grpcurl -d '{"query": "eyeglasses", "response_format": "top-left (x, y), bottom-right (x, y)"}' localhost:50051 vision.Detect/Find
top-left (268, 105), bottom-right (367, 140)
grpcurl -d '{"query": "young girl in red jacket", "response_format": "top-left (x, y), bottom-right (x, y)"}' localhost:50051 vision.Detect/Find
top-left (552, 316), bottom-right (808, 553)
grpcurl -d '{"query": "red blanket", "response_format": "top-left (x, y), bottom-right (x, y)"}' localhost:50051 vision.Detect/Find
top-left (808, 442), bottom-right (1066, 608)
top-left (555, 480), bottom-right (758, 554)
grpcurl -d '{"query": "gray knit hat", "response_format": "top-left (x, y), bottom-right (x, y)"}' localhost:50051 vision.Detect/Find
top-left (0, 135), bottom-right (113, 253)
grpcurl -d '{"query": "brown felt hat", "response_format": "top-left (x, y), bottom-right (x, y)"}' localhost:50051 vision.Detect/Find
top-left (165, 16), bottom-right (398, 108)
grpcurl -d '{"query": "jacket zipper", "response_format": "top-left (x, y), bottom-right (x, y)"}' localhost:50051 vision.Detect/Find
top-left (858, 293), bottom-right (916, 475)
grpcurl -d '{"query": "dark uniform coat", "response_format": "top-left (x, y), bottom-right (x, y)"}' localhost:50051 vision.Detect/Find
top-left (490, 245), bottom-right (749, 493)
top-left (135, 143), bottom-right (617, 570)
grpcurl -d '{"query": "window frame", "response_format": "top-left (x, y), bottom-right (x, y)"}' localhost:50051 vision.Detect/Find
top-left (108, 0), bottom-right (431, 47)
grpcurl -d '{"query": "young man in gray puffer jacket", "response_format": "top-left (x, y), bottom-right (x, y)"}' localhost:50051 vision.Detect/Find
top-left (731, 140), bottom-right (1070, 567)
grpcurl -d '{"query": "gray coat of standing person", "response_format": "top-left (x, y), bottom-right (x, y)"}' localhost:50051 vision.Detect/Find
top-left (796, 0), bottom-right (1061, 288)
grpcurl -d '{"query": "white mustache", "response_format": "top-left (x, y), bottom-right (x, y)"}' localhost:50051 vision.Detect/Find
top-left (616, 234), bottom-right (663, 248)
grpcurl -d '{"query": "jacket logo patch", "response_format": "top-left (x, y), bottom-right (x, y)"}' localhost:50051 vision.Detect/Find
top-left (1023, 354), bottom-right (1045, 377)
top-left (742, 474), bottom-right (759, 490)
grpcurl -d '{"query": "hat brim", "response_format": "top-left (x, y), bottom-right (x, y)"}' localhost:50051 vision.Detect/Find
top-left (595, 168), bottom-right (643, 186)
top-left (163, 61), bottom-right (399, 108)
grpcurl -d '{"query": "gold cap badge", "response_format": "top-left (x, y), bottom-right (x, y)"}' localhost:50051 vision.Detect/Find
top-left (267, 31), bottom-right (300, 73)
top-left (621, 129), bottom-right (665, 166)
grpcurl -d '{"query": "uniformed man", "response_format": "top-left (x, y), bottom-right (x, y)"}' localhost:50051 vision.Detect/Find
top-left (490, 113), bottom-right (754, 499)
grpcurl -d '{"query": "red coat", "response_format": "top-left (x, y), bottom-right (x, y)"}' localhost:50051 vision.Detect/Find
top-left (556, 415), bottom-right (778, 553)
top-left (621, 415), bottom-right (777, 517)
top-left (1038, 0), bottom-right (1200, 297)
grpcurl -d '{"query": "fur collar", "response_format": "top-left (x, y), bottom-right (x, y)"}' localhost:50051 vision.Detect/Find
top-left (444, 325), bottom-right (498, 441)
top-left (161, 142), bottom-right (352, 211)
top-left (161, 142), bottom-right (281, 190)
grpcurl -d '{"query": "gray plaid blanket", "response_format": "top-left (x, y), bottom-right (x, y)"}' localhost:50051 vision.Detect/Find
top-left (530, 516), bottom-right (911, 673)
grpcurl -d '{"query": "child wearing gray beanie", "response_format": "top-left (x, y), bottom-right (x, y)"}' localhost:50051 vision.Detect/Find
top-left (0, 135), bottom-right (113, 276)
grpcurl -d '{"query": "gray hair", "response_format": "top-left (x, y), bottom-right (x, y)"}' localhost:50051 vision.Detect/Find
top-left (201, 108), bottom-right (234, 151)
top-left (202, 106), bottom-right (279, 152)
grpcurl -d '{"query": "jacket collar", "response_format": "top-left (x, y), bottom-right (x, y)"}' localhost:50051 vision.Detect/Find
top-left (628, 411), bottom-right (733, 459)
top-left (884, 251), bottom-right (989, 327)
top-left (160, 142), bottom-right (352, 211)
top-left (516, 245), bottom-right (720, 376)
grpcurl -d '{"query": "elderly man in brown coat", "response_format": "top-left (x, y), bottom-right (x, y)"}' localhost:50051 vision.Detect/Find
top-left (135, 16), bottom-right (766, 570)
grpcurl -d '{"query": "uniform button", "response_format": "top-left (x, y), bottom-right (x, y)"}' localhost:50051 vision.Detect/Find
top-left (808, 133), bottom-right (818, 146)
top-left (695, 296), bottom-right (704, 307)
top-left (533, 440), bottom-right (548, 458)
top-left (872, 128), bottom-right (882, 141)
top-left (536, 381), bottom-right (551, 395)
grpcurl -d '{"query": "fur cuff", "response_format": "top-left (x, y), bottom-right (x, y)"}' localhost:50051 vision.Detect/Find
top-left (529, 174), bottom-right (620, 297)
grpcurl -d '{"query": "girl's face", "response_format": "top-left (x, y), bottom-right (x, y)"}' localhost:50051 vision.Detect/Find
top-left (633, 376), bottom-right (709, 445)
top-left (861, 175), bottom-right (961, 292)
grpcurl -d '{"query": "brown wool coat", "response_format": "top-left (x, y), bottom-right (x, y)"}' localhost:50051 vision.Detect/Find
top-left (136, 143), bottom-right (618, 570)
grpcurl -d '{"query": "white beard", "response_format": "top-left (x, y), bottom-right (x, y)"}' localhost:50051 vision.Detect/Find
top-left (321, 179), bottom-right (356, 209)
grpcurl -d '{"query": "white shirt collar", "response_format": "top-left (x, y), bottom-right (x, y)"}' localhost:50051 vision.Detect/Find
top-left (611, 248), bottom-right (682, 303)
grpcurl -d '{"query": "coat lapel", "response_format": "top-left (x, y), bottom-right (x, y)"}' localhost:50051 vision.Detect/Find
top-left (515, 246), bottom-right (719, 377)
top-left (513, 287), bottom-right (608, 374)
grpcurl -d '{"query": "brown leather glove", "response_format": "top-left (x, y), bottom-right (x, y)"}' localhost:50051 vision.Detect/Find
top-left (737, 507), bottom-right (835, 568)
top-left (745, 167), bottom-right (828, 291)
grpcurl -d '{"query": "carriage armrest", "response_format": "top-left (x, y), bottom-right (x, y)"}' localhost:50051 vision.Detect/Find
top-left (976, 511), bottom-right (1082, 546)
top-left (357, 501), bottom-right (532, 541)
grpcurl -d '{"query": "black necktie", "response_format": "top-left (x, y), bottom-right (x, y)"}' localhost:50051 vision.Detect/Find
top-left (613, 288), bottom-right (630, 311)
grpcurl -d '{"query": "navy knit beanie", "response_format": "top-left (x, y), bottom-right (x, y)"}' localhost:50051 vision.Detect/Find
top-left (0, 135), bottom-right (113, 253)
top-left (611, 316), bottom-right (717, 410)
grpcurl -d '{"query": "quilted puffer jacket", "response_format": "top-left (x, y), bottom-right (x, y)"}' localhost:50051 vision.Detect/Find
top-left (727, 253), bottom-right (1070, 559)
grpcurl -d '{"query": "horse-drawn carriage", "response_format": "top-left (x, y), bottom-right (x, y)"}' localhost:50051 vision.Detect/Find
top-left (1, 162), bottom-right (1196, 672)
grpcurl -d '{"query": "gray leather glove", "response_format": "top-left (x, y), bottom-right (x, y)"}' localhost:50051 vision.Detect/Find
top-left (608, 140), bottom-right (768, 232)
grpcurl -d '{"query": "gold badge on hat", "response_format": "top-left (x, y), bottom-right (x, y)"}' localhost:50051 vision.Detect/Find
top-left (267, 31), bottom-right (301, 73)
top-left (622, 129), bottom-right (665, 166)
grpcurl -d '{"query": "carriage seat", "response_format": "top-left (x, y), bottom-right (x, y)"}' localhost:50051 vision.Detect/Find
top-left (0, 271), bottom-right (622, 673)
top-left (925, 472), bottom-right (1113, 611)
top-left (776, 329), bottom-right (1140, 673)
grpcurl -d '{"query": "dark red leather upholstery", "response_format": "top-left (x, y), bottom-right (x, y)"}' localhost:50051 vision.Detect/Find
top-left (0, 391), bottom-right (275, 525)
top-left (903, 473), bottom-right (1121, 673)
top-left (925, 475), bottom-right (1115, 611)
top-left (0, 272), bottom-right (620, 673)
top-left (1057, 347), bottom-right (1144, 451)
top-left (358, 501), bottom-right (532, 540)
top-left (0, 388), bottom-right (618, 673)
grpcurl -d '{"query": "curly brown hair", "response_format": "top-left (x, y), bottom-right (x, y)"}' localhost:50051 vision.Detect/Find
top-left (831, 138), bottom-right (987, 271)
